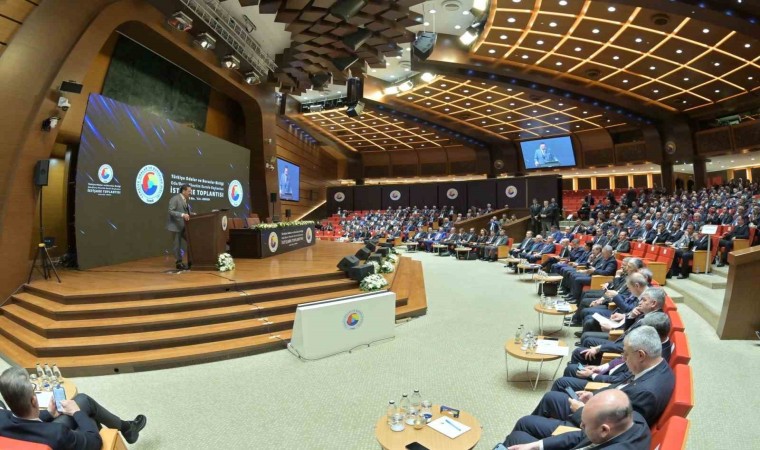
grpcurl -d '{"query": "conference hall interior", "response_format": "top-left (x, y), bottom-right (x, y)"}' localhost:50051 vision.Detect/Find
top-left (1, 0), bottom-right (760, 449)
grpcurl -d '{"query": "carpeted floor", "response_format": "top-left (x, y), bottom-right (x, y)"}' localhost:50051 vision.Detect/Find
top-left (1, 251), bottom-right (759, 449)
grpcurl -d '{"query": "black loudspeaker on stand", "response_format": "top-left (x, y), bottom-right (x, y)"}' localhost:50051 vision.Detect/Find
top-left (28, 160), bottom-right (61, 283)
top-left (270, 192), bottom-right (277, 223)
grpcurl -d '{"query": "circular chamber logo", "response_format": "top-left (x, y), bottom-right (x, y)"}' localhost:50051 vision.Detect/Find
top-left (268, 231), bottom-right (279, 253)
top-left (506, 185), bottom-right (518, 198)
top-left (334, 192), bottom-right (345, 202)
top-left (98, 164), bottom-right (114, 184)
top-left (343, 309), bottom-right (364, 330)
top-left (135, 165), bottom-right (164, 204)
top-left (446, 188), bottom-right (459, 200)
top-left (228, 180), bottom-right (243, 208)
top-left (389, 190), bottom-right (401, 201)
top-left (305, 227), bottom-right (313, 244)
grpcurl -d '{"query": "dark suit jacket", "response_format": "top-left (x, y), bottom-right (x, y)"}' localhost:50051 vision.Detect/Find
top-left (0, 407), bottom-right (102, 450)
top-left (543, 412), bottom-right (650, 450)
top-left (615, 240), bottom-right (631, 253)
top-left (728, 224), bottom-right (749, 239)
top-left (593, 256), bottom-right (618, 276)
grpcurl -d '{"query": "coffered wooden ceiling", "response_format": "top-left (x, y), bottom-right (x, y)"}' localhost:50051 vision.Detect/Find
top-left (474, 0), bottom-right (760, 113)
top-left (384, 75), bottom-right (633, 141)
top-left (261, 0), bottom-right (425, 91)
top-left (301, 107), bottom-right (487, 152)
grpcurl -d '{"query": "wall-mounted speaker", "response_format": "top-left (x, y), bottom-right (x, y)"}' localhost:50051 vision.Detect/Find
top-left (270, 192), bottom-right (277, 203)
top-left (34, 160), bottom-right (50, 186)
top-left (346, 77), bottom-right (364, 105)
top-left (285, 209), bottom-right (292, 219)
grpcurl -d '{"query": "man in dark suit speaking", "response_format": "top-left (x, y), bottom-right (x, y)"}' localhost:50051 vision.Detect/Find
top-left (167, 184), bottom-right (193, 270)
top-left (279, 166), bottom-right (293, 200)
top-left (0, 367), bottom-right (146, 449)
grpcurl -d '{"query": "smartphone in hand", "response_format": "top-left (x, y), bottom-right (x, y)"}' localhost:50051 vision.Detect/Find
top-left (52, 385), bottom-right (66, 412)
top-left (565, 386), bottom-right (580, 401)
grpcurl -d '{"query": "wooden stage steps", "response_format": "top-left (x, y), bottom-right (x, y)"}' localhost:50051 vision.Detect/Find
top-left (0, 241), bottom-right (427, 376)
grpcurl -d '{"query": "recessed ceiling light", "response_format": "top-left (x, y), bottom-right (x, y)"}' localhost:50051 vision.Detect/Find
top-left (623, 79), bottom-right (629, 83)
top-left (702, 28), bottom-right (710, 33)
top-left (486, 96), bottom-right (492, 99)
top-left (635, 37), bottom-right (642, 43)
top-left (649, 66), bottom-right (656, 70)
top-left (455, 25), bottom-right (462, 30)
top-left (613, 55), bottom-right (620, 60)
top-left (683, 77), bottom-right (689, 81)
top-left (463, 89), bottom-right (469, 93)
top-left (583, 111), bottom-right (587, 114)
top-left (429, 9), bottom-right (436, 13)
top-left (481, 120), bottom-right (487, 124)
top-left (574, 47), bottom-right (582, 52)
top-left (749, 76), bottom-right (754, 80)
top-left (715, 89), bottom-right (720, 93)
top-left (527, 122), bottom-right (532, 125)
top-left (404, 68), bottom-right (410, 71)
top-left (559, 0), bottom-right (567, 5)
top-left (608, 6), bottom-right (616, 12)
top-left (522, 54), bottom-right (529, 59)
top-left (508, 17), bottom-right (516, 23)
top-left (444, 108), bottom-right (450, 111)
top-left (444, 96), bottom-right (450, 100)
top-left (558, 103), bottom-right (563, 106)
top-left (371, 69), bottom-right (377, 73)
top-left (463, 10), bottom-right (470, 15)
top-left (592, 28), bottom-right (600, 34)
top-left (424, 21), bottom-right (430, 26)
top-left (465, 102), bottom-right (471, 106)
top-left (653, 89), bottom-right (659, 93)
top-left (537, 40), bottom-right (544, 45)
top-left (549, 22), bottom-right (558, 27)
top-left (676, 49), bottom-right (683, 54)
top-left (488, 49), bottom-right (496, 54)
top-left (713, 62), bottom-right (720, 67)
top-left (425, 102), bottom-right (431, 105)
top-left (745, 43), bottom-right (751, 48)
top-left (500, 34), bottom-right (508, 40)
top-left (556, 61), bottom-right (563, 66)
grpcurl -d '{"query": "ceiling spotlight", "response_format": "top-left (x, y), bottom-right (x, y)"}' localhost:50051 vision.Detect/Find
top-left (455, 25), bottom-right (462, 30)
top-left (429, 9), bottom-right (437, 13)
top-left (635, 37), bottom-right (643, 43)
top-left (608, 6), bottom-right (616, 12)
top-left (420, 72), bottom-right (436, 82)
top-left (244, 72), bottom-right (260, 85)
top-left (221, 55), bottom-right (240, 69)
top-left (463, 10), bottom-right (471, 15)
top-left (559, 0), bottom-right (567, 5)
top-left (702, 28), bottom-right (710, 33)
top-left (537, 40), bottom-right (544, 45)
top-left (592, 28), bottom-right (600, 34)
top-left (398, 80), bottom-right (414, 92)
top-left (459, 27), bottom-right (479, 45)
top-left (507, 17), bottom-right (516, 23)
top-left (167, 11), bottom-right (193, 31)
top-left (383, 85), bottom-right (400, 95)
top-left (549, 21), bottom-right (558, 27)
top-left (500, 34), bottom-right (508, 40)
top-left (195, 32), bottom-right (216, 50)
top-left (488, 49), bottom-right (496, 54)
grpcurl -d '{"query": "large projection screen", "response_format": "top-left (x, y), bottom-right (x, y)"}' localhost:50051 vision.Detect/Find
top-left (76, 94), bottom-right (251, 269)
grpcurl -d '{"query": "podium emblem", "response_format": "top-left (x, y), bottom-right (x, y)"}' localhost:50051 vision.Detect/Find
top-left (267, 231), bottom-right (279, 253)
top-left (344, 309), bottom-right (363, 329)
top-left (334, 192), bottom-right (345, 202)
top-left (135, 165), bottom-right (164, 204)
top-left (446, 188), bottom-right (458, 200)
top-left (506, 185), bottom-right (518, 198)
top-left (305, 227), bottom-right (313, 244)
top-left (389, 190), bottom-right (401, 201)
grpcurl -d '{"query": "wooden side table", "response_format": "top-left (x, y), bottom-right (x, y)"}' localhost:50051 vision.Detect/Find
top-left (504, 338), bottom-right (567, 390)
top-left (534, 303), bottom-right (578, 335)
top-left (375, 404), bottom-right (482, 450)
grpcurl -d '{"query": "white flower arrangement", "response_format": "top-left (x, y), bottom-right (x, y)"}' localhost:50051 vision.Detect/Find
top-left (250, 220), bottom-right (315, 231)
top-left (359, 273), bottom-right (388, 291)
top-left (379, 260), bottom-right (395, 273)
top-left (387, 254), bottom-right (399, 263)
top-left (368, 260), bottom-right (381, 273)
top-left (216, 253), bottom-right (236, 272)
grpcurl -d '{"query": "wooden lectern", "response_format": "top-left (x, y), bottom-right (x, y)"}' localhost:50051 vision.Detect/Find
top-left (717, 245), bottom-right (760, 339)
top-left (185, 211), bottom-right (229, 270)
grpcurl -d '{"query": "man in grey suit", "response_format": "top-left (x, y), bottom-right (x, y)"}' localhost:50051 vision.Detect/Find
top-left (167, 184), bottom-right (192, 270)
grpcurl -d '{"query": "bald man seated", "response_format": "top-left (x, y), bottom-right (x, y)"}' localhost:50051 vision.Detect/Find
top-left (503, 390), bottom-right (650, 450)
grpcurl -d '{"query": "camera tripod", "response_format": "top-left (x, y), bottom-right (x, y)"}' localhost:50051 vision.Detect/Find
top-left (27, 186), bottom-right (61, 283)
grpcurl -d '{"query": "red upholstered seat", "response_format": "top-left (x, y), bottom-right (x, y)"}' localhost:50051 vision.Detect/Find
top-left (664, 296), bottom-right (677, 312)
top-left (0, 437), bottom-right (52, 450)
top-left (655, 364), bottom-right (694, 430)
top-left (667, 309), bottom-right (685, 333)
top-left (669, 331), bottom-right (691, 369)
top-left (650, 417), bottom-right (689, 450)
top-left (645, 245), bottom-right (661, 259)
top-left (631, 242), bottom-right (647, 257)
top-left (657, 247), bottom-right (675, 266)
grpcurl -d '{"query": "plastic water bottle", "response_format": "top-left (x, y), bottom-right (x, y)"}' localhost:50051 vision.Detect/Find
top-left (36, 363), bottom-right (45, 380)
top-left (410, 389), bottom-right (422, 414)
top-left (52, 364), bottom-right (62, 380)
top-left (386, 400), bottom-right (397, 425)
top-left (44, 364), bottom-right (54, 379)
top-left (399, 393), bottom-right (410, 416)
top-left (514, 324), bottom-right (523, 344)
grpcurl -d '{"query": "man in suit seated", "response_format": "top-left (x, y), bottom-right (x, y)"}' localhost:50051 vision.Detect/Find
top-left (510, 231), bottom-right (534, 258)
top-left (575, 271), bottom-right (650, 335)
top-left (503, 390), bottom-right (651, 450)
top-left (502, 325), bottom-right (673, 449)
top-left (717, 215), bottom-right (749, 267)
top-left (673, 230), bottom-right (708, 279)
top-left (527, 236), bottom-right (556, 263)
top-left (564, 245), bottom-right (618, 303)
top-left (554, 242), bottom-right (595, 279)
top-left (541, 238), bottom-right (571, 271)
top-left (483, 230), bottom-right (509, 261)
top-left (612, 231), bottom-right (630, 253)
top-left (441, 227), bottom-right (463, 255)
top-left (554, 312), bottom-right (672, 393)
top-left (507, 235), bottom-right (545, 270)
top-left (423, 229), bottom-right (447, 252)
top-left (570, 287), bottom-right (666, 366)
top-left (549, 240), bottom-right (587, 274)
top-left (0, 367), bottom-right (147, 449)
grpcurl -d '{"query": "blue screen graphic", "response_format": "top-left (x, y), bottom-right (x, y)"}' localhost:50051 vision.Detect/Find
top-left (277, 158), bottom-right (300, 201)
top-left (519, 136), bottom-right (577, 170)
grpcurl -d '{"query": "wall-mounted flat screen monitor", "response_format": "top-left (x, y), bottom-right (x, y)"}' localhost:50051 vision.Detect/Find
top-left (277, 158), bottom-right (300, 201)
top-left (519, 136), bottom-right (577, 170)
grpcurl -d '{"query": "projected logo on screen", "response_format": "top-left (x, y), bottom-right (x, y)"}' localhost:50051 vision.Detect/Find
top-left (446, 188), bottom-right (459, 200)
top-left (389, 190), bottom-right (401, 201)
top-left (135, 165), bottom-right (164, 204)
top-left (267, 231), bottom-right (279, 253)
top-left (228, 180), bottom-right (243, 207)
top-left (506, 185), bottom-right (518, 198)
top-left (343, 309), bottom-right (364, 330)
top-left (98, 164), bottom-right (114, 184)
top-left (334, 192), bottom-right (345, 202)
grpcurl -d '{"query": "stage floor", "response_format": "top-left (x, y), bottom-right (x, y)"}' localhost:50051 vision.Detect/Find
top-left (28, 240), bottom-right (364, 297)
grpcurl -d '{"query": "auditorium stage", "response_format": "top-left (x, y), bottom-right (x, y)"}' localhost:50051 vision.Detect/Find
top-left (1, 240), bottom-right (426, 376)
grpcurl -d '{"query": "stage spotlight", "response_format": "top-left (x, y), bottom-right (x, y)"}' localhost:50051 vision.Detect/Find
top-left (167, 11), bottom-right (193, 31)
top-left (330, 0), bottom-right (368, 21)
top-left (398, 80), bottom-right (414, 92)
top-left (195, 32), bottom-right (216, 50)
top-left (420, 72), bottom-right (436, 82)
top-left (244, 72), bottom-right (260, 85)
top-left (412, 31), bottom-right (437, 61)
top-left (221, 55), bottom-right (240, 69)
top-left (459, 27), bottom-right (479, 45)
top-left (346, 101), bottom-right (365, 117)
top-left (383, 85), bottom-right (400, 96)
